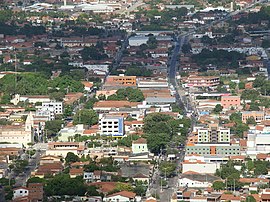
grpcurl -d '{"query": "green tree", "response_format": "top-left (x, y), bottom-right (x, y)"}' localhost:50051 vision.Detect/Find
top-left (253, 75), bottom-right (266, 88)
top-left (246, 117), bottom-right (256, 125)
top-left (65, 152), bottom-right (80, 164)
top-left (73, 109), bottom-right (98, 126)
top-left (213, 104), bottom-right (223, 113)
top-left (45, 120), bottom-right (63, 136)
top-left (212, 181), bottom-right (225, 191)
top-left (246, 196), bottom-right (256, 202)
top-left (147, 36), bottom-right (158, 49)
top-left (160, 162), bottom-right (177, 177)
top-left (45, 174), bottom-right (87, 196)
top-left (238, 82), bottom-right (245, 89)
top-left (86, 185), bottom-right (100, 196)
top-left (107, 87), bottom-right (144, 102)
top-left (229, 112), bottom-right (242, 124)
top-left (145, 133), bottom-right (170, 154)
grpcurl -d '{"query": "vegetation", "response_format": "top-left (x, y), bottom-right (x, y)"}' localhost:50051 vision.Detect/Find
top-left (73, 109), bottom-right (98, 126)
top-left (107, 87), bottom-right (144, 102)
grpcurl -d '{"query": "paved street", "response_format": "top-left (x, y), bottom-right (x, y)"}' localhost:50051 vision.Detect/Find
top-left (12, 149), bottom-right (44, 187)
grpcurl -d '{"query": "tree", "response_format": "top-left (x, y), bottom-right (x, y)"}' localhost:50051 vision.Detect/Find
top-left (246, 117), bottom-right (256, 125)
top-left (145, 133), bottom-right (170, 154)
top-left (143, 113), bottom-right (173, 134)
top-left (212, 181), bottom-right (225, 191)
top-left (246, 196), bottom-right (256, 202)
top-left (147, 36), bottom-right (158, 49)
top-left (182, 43), bottom-right (192, 54)
top-left (65, 152), bottom-right (80, 164)
top-left (45, 174), bottom-right (87, 196)
top-left (229, 112), bottom-right (242, 124)
top-left (213, 104), bottom-right (223, 113)
top-left (27, 177), bottom-right (45, 185)
top-left (45, 120), bottom-right (63, 136)
top-left (159, 162), bottom-right (177, 177)
top-left (238, 82), bottom-right (245, 89)
top-left (73, 109), bottom-right (98, 126)
top-left (107, 87), bottom-right (144, 102)
top-left (86, 186), bottom-right (100, 196)
top-left (241, 89), bottom-right (260, 100)
top-left (253, 75), bottom-right (266, 88)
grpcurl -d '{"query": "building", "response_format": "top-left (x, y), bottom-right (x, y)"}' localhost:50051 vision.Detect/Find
top-left (45, 142), bottom-right (85, 157)
top-left (221, 95), bottom-right (241, 110)
top-left (104, 191), bottom-right (137, 202)
top-left (197, 124), bottom-right (230, 143)
top-left (183, 75), bottom-right (220, 88)
top-left (181, 160), bottom-right (220, 174)
top-left (93, 101), bottom-right (140, 112)
top-left (103, 75), bottom-right (136, 90)
top-left (41, 101), bottom-right (63, 114)
top-left (129, 36), bottom-right (148, 46)
top-left (132, 138), bottom-right (148, 154)
top-left (28, 183), bottom-right (44, 201)
top-left (186, 144), bottom-right (241, 156)
top-left (242, 111), bottom-right (265, 123)
top-left (13, 187), bottom-right (29, 200)
top-left (99, 115), bottom-right (124, 138)
top-left (179, 172), bottom-right (221, 188)
top-left (247, 132), bottom-right (270, 157)
top-left (0, 113), bottom-right (34, 147)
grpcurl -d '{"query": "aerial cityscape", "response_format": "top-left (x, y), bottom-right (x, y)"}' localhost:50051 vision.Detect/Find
top-left (0, 0), bottom-right (270, 201)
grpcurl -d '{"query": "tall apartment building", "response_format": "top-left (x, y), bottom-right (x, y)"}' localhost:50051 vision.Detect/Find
top-left (99, 115), bottom-right (124, 138)
top-left (42, 101), bottom-right (63, 114)
top-left (198, 124), bottom-right (230, 143)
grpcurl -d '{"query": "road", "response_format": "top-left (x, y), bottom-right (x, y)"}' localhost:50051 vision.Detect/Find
top-left (12, 149), bottom-right (44, 187)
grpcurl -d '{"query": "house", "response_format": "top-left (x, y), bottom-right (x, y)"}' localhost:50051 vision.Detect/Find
top-left (93, 170), bottom-right (101, 181)
top-left (181, 160), bottom-right (220, 174)
top-left (82, 81), bottom-right (94, 92)
top-left (13, 187), bottom-right (29, 200)
top-left (145, 197), bottom-right (157, 202)
top-left (220, 193), bottom-right (242, 202)
top-left (69, 168), bottom-right (84, 178)
top-left (133, 173), bottom-right (149, 184)
top-left (132, 138), bottom-right (148, 154)
top-left (104, 191), bottom-right (137, 202)
top-left (84, 172), bottom-right (94, 182)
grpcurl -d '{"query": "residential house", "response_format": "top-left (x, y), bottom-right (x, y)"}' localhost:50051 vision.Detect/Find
top-left (104, 191), bottom-right (137, 202)
top-left (131, 138), bottom-right (148, 154)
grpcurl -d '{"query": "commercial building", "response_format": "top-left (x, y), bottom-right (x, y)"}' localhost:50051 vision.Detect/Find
top-left (221, 95), bottom-right (241, 109)
top-left (186, 144), bottom-right (241, 156)
top-left (181, 160), bottom-right (220, 174)
top-left (183, 75), bottom-right (220, 88)
top-left (103, 75), bottom-right (136, 90)
top-left (45, 142), bottom-right (85, 157)
top-left (99, 115), bottom-right (124, 138)
top-left (247, 132), bottom-right (270, 158)
top-left (242, 111), bottom-right (265, 123)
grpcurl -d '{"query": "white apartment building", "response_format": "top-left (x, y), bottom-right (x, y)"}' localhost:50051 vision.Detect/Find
top-left (198, 125), bottom-right (230, 143)
top-left (99, 115), bottom-right (124, 138)
top-left (42, 101), bottom-right (63, 114)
